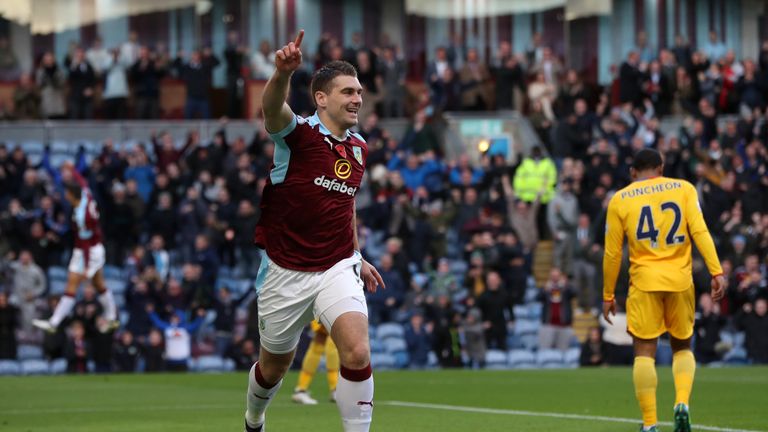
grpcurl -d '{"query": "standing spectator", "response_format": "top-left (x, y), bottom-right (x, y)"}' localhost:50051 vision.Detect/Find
top-left (633, 31), bottom-right (654, 64)
top-left (579, 327), bottom-right (606, 366)
top-left (572, 214), bottom-right (599, 309)
top-left (736, 297), bottom-right (768, 364)
top-left (404, 311), bottom-right (432, 368)
top-left (130, 46), bottom-right (164, 119)
top-left (531, 47), bottom-right (563, 86)
top-left (702, 31), bottom-right (727, 62)
top-left (13, 72), bottom-right (41, 120)
top-left (64, 320), bottom-right (90, 373)
top-left (193, 234), bottom-right (219, 291)
top-left (528, 72), bottom-right (557, 122)
top-left (537, 269), bottom-right (575, 351)
top-left (101, 49), bottom-right (131, 119)
top-left (148, 305), bottom-right (205, 371)
top-left (89, 316), bottom-right (115, 373)
top-left (645, 60), bottom-right (672, 116)
top-left (9, 250), bottom-right (45, 333)
top-left (119, 31), bottom-right (140, 65)
top-left (493, 42), bottom-right (524, 110)
top-left (66, 47), bottom-right (96, 119)
top-left (224, 31), bottom-right (247, 118)
top-left (251, 40), bottom-right (276, 80)
top-left (113, 330), bottom-right (140, 372)
top-left (230, 338), bottom-right (260, 371)
top-left (619, 51), bottom-right (643, 106)
top-left (548, 178), bottom-right (579, 276)
top-left (234, 200), bottom-right (259, 278)
top-left (477, 271), bottom-right (509, 350)
top-left (0, 292), bottom-right (19, 359)
top-left (460, 307), bottom-right (486, 369)
top-left (694, 292), bottom-right (725, 364)
top-left (174, 51), bottom-right (217, 119)
top-left (671, 35), bottom-right (692, 69)
top-left (85, 37), bottom-right (111, 74)
top-left (379, 46), bottom-right (405, 117)
top-left (458, 48), bottom-right (491, 111)
top-left (0, 37), bottom-right (20, 80)
top-left (35, 51), bottom-right (67, 119)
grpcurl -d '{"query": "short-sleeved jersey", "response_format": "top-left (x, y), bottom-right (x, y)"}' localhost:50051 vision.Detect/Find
top-left (603, 176), bottom-right (722, 301)
top-left (254, 113), bottom-right (368, 272)
top-left (70, 169), bottom-right (102, 250)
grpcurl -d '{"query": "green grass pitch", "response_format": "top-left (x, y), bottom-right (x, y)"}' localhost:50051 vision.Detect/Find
top-left (1, 367), bottom-right (767, 431)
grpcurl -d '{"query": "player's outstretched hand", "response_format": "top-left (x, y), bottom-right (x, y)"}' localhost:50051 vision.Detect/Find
top-left (361, 259), bottom-right (385, 293)
top-left (602, 300), bottom-right (616, 325)
top-left (275, 30), bottom-right (304, 74)
top-left (711, 274), bottom-right (727, 301)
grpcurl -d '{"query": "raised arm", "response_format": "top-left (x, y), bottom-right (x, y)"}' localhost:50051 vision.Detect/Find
top-left (263, 30), bottom-right (304, 134)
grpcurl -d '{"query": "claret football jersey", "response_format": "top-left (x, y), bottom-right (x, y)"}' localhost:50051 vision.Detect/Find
top-left (254, 113), bottom-right (368, 272)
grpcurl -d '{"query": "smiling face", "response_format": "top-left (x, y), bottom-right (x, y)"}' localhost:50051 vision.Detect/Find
top-left (315, 74), bottom-right (363, 132)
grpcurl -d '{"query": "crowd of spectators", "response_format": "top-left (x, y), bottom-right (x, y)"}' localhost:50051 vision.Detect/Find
top-left (0, 28), bottom-right (767, 372)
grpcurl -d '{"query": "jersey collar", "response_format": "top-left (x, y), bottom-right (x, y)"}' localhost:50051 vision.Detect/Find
top-left (309, 112), bottom-right (350, 141)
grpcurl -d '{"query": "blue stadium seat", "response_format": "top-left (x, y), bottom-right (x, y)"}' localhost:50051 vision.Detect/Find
top-left (105, 278), bottom-right (126, 294)
top-left (564, 347), bottom-right (581, 367)
top-left (733, 332), bottom-right (746, 348)
top-left (723, 347), bottom-right (748, 365)
top-left (103, 265), bottom-right (123, 279)
top-left (50, 358), bottom-right (68, 375)
top-left (448, 259), bottom-right (468, 275)
top-left (195, 355), bottom-right (226, 372)
top-left (513, 319), bottom-right (540, 336)
top-left (393, 351), bottom-right (410, 368)
top-left (376, 323), bottom-right (405, 340)
top-left (47, 266), bottom-right (68, 282)
top-left (223, 358), bottom-right (236, 372)
top-left (524, 287), bottom-right (539, 303)
top-left (519, 334), bottom-right (539, 350)
top-left (536, 349), bottom-right (565, 368)
top-left (507, 349), bottom-right (536, 368)
top-left (49, 279), bottom-right (67, 295)
top-left (526, 303), bottom-right (543, 320)
top-left (383, 338), bottom-right (407, 354)
top-left (17, 344), bottom-right (43, 360)
top-left (427, 351), bottom-right (438, 368)
top-left (370, 353), bottom-right (396, 370)
top-left (513, 305), bottom-right (530, 320)
top-left (0, 360), bottom-right (21, 375)
top-left (485, 349), bottom-right (509, 369)
top-left (370, 339), bottom-right (386, 353)
top-left (20, 359), bottom-right (51, 375)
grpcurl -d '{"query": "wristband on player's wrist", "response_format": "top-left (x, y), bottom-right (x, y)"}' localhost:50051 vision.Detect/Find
top-left (603, 296), bottom-right (615, 303)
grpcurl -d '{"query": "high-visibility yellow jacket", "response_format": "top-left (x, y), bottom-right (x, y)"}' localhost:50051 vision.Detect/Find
top-left (513, 157), bottom-right (557, 203)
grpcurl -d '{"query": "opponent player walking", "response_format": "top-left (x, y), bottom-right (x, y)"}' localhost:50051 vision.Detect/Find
top-left (33, 163), bottom-right (117, 332)
top-left (243, 30), bottom-right (384, 432)
top-left (291, 320), bottom-right (340, 405)
top-left (603, 149), bottom-right (727, 432)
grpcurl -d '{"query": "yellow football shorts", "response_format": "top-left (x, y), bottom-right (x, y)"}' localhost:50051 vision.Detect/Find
top-left (626, 285), bottom-right (695, 340)
top-left (310, 319), bottom-right (328, 336)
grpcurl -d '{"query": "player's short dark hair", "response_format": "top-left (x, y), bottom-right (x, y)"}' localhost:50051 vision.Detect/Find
top-left (64, 181), bottom-right (82, 199)
top-left (631, 148), bottom-right (663, 171)
top-left (310, 61), bottom-right (358, 106)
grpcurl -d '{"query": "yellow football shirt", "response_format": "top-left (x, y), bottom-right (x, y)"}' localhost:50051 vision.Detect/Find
top-left (603, 176), bottom-right (723, 301)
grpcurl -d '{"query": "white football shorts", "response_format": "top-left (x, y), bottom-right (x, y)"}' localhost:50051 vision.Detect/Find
top-left (255, 250), bottom-right (368, 354)
top-left (67, 243), bottom-right (106, 278)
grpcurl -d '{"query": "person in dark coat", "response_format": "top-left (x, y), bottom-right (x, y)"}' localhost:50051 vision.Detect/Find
top-left (173, 50), bottom-right (219, 119)
top-left (736, 297), bottom-right (768, 364)
top-left (0, 292), bottom-right (19, 359)
top-left (142, 328), bottom-right (165, 372)
top-left (619, 51), bottom-right (644, 106)
top-left (579, 327), bottom-right (607, 366)
top-left (694, 292), bottom-right (725, 364)
top-left (65, 320), bottom-right (90, 373)
top-left (113, 330), bottom-right (140, 372)
top-left (477, 271), bottom-right (510, 350)
top-left (66, 47), bottom-right (96, 119)
top-left (404, 312), bottom-right (432, 368)
top-left (212, 286), bottom-right (254, 356)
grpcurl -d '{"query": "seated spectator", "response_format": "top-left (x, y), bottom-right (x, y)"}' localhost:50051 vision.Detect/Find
top-left (537, 269), bottom-right (575, 351)
top-left (579, 327), bottom-right (606, 366)
top-left (694, 292), bottom-right (725, 364)
top-left (113, 330), bottom-right (140, 372)
top-left (65, 320), bottom-right (90, 373)
top-left (528, 72), bottom-right (557, 121)
top-left (90, 316), bottom-right (116, 373)
top-left (0, 292), bottom-right (19, 359)
top-left (212, 286), bottom-right (254, 356)
top-left (366, 253), bottom-right (405, 325)
top-left (148, 305), bottom-right (205, 371)
top-left (142, 328), bottom-right (165, 372)
top-left (230, 338), bottom-right (259, 371)
top-left (404, 311), bottom-right (432, 368)
top-left (737, 297), bottom-right (768, 364)
top-left (599, 298), bottom-right (634, 365)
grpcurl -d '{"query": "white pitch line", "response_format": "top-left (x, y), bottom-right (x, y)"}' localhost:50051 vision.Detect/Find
top-left (0, 403), bottom-right (290, 415)
top-left (383, 401), bottom-right (766, 432)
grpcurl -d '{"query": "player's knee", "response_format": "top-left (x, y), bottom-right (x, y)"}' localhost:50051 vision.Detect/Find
top-left (341, 342), bottom-right (370, 369)
top-left (670, 336), bottom-right (692, 352)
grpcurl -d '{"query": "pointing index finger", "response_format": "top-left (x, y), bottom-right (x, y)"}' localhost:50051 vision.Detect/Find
top-left (294, 30), bottom-right (304, 48)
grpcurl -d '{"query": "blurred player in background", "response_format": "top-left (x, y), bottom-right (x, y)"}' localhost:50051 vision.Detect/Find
top-left (603, 149), bottom-right (727, 432)
top-left (291, 320), bottom-right (340, 404)
top-left (243, 30), bottom-right (384, 432)
top-left (33, 162), bottom-right (117, 332)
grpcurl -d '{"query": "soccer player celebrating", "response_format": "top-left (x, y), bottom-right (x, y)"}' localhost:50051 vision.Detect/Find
top-left (291, 320), bottom-right (340, 405)
top-left (603, 149), bottom-right (727, 432)
top-left (33, 162), bottom-right (117, 332)
top-left (243, 30), bottom-right (384, 432)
